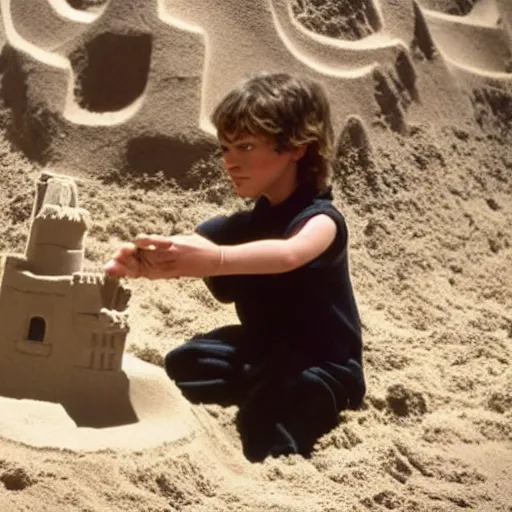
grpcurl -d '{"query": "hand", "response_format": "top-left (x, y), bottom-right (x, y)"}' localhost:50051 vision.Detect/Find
top-left (104, 242), bottom-right (144, 278)
top-left (104, 234), bottom-right (223, 280)
top-left (134, 233), bottom-right (222, 279)
top-left (104, 235), bottom-right (175, 279)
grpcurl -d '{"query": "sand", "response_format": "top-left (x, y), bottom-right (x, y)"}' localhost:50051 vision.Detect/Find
top-left (0, 0), bottom-right (511, 510)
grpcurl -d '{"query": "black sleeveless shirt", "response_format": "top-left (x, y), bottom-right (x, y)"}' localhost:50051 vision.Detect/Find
top-left (196, 184), bottom-right (362, 365)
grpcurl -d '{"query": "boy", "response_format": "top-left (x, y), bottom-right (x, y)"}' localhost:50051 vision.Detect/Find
top-left (105, 72), bottom-right (365, 461)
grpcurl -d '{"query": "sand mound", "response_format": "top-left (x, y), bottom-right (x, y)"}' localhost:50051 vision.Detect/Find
top-left (0, 0), bottom-right (511, 510)
top-left (0, 355), bottom-right (198, 451)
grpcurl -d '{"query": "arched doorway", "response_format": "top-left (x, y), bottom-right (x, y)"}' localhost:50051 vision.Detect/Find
top-left (27, 316), bottom-right (46, 342)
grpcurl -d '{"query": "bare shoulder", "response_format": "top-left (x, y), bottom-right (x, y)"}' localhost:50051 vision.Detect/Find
top-left (290, 214), bottom-right (337, 239)
top-left (287, 214), bottom-right (337, 265)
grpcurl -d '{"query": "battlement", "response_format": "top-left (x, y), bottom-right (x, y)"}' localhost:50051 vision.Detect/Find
top-left (37, 204), bottom-right (90, 226)
top-left (72, 272), bottom-right (104, 286)
top-left (29, 206), bottom-right (88, 247)
top-left (72, 272), bottom-right (131, 312)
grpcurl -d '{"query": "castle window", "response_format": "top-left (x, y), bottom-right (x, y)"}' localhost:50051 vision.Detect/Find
top-left (27, 316), bottom-right (46, 342)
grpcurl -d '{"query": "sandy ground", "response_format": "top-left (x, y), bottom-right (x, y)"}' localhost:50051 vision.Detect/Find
top-left (0, 0), bottom-right (511, 511)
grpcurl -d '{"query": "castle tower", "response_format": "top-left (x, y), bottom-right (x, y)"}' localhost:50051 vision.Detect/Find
top-left (25, 173), bottom-right (90, 276)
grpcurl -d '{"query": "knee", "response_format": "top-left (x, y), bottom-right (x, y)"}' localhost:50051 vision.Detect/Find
top-left (164, 344), bottom-right (191, 380)
top-left (164, 341), bottom-right (213, 380)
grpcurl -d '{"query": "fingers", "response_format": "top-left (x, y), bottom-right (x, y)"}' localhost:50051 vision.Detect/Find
top-left (104, 258), bottom-right (139, 278)
top-left (104, 259), bottom-right (127, 277)
top-left (104, 242), bottom-right (141, 278)
top-left (105, 236), bottom-right (178, 280)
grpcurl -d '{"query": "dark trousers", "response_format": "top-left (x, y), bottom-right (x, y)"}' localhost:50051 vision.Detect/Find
top-left (165, 325), bottom-right (365, 462)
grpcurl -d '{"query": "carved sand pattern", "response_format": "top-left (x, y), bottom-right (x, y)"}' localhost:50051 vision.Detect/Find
top-left (0, 0), bottom-right (509, 175)
top-left (70, 32), bottom-right (152, 113)
top-left (419, 0), bottom-right (512, 74)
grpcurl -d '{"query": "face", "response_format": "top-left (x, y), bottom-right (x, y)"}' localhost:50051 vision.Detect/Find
top-left (219, 133), bottom-right (305, 202)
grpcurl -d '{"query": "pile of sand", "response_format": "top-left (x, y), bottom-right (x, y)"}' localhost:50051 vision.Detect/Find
top-left (0, 0), bottom-right (511, 511)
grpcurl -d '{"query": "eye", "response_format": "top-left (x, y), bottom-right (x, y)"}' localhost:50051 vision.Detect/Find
top-left (238, 143), bottom-right (254, 151)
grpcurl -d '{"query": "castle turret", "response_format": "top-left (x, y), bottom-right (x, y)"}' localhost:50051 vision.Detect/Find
top-left (25, 173), bottom-right (90, 276)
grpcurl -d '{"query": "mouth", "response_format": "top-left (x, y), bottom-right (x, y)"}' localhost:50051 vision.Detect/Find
top-left (231, 177), bottom-right (249, 186)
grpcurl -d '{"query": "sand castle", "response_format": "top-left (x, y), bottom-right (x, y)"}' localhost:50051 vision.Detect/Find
top-left (0, 172), bottom-right (133, 427)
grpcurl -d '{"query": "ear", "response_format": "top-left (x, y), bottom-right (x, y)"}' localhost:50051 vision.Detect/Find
top-left (291, 144), bottom-right (308, 161)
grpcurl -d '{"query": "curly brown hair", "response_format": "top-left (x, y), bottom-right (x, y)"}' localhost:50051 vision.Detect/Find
top-left (211, 72), bottom-right (334, 192)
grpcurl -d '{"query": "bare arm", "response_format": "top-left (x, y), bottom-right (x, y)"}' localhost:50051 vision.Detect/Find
top-left (215, 214), bottom-right (337, 275)
top-left (106, 214), bottom-right (337, 279)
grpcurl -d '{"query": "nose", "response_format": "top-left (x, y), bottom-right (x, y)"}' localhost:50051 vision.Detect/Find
top-left (223, 148), bottom-right (240, 172)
